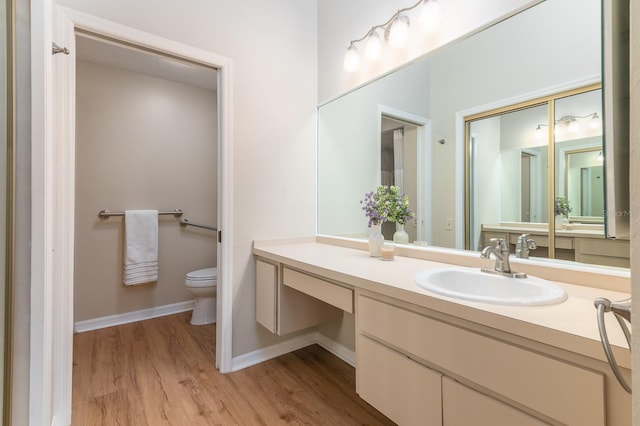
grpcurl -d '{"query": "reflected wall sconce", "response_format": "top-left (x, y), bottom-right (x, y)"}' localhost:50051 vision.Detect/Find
top-left (534, 112), bottom-right (600, 139)
top-left (343, 0), bottom-right (442, 72)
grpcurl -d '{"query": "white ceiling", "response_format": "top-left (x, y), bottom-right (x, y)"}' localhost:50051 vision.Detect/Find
top-left (75, 34), bottom-right (218, 91)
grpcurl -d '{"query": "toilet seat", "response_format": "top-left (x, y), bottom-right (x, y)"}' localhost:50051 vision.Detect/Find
top-left (185, 267), bottom-right (217, 288)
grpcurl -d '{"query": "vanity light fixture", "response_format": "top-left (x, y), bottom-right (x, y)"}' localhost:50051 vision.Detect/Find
top-left (534, 112), bottom-right (601, 137)
top-left (534, 124), bottom-right (545, 139)
top-left (597, 150), bottom-right (604, 163)
top-left (343, 44), bottom-right (360, 72)
top-left (343, 0), bottom-right (443, 72)
top-left (364, 30), bottom-right (384, 61)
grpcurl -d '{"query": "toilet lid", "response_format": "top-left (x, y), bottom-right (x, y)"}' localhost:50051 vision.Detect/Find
top-left (186, 267), bottom-right (217, 281)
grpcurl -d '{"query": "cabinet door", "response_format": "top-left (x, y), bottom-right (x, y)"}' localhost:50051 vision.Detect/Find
top-left (255, 260), bottom-right (278, 333)
top-left (443, 377), bottom-right (548, 426)
top-left (357, 335), bottom-right (442, 426)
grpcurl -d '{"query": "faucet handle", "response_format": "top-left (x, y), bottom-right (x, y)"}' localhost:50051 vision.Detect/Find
top-left (489, 237), bottom-right (508, 252)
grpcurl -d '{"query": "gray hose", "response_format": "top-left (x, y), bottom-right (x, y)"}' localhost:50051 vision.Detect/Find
top-left (594, 298), bottom-right (631, 394)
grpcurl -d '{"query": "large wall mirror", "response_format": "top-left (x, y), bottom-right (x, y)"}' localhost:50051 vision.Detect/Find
top-left (317, 0), bottom-right (629, 269)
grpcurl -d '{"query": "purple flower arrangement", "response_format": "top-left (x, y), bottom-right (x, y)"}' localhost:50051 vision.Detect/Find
top-left (554, 196), bottom-right (572, 217)
top-left (360, 185), bottom-right (414, 227)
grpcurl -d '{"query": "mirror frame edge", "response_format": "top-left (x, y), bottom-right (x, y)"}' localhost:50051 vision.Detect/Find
top-left (4, 0), bottom-right (15, 422)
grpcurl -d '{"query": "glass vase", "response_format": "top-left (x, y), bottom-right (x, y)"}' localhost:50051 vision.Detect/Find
top-left (393, 222), bottom-right (409, 244)
top-left (368, 224), bottom-right (384, 257)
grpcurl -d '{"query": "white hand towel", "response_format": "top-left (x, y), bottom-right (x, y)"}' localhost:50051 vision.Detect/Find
top-left (123, 210), bottom-right (159, 286)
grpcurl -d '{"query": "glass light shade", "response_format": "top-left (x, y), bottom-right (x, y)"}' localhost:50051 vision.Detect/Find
top-left (364, 32), bottom-right (383, 61)
top-left (343, 45), bottom-right (360, 72)
top-left (534, 125), bottom-right (544, 139)
top-left (420, 0), bottom-right (442, 33)
top-left (590, 113), bottom-right (601, 129)
top-left (597, 151), bottom-right (604, 163)
top-left (388, 14), bottom-right (410, 48)
top-left (568, 118), bottom-right (578, 132)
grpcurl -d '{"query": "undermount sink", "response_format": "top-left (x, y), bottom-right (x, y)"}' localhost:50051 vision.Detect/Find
top-left (414, 267), bottom-right (567, 306)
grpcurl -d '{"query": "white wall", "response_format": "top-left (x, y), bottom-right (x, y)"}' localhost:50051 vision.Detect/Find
top-left (57, 0), bottom-right (318, 357)
top-left (74, 60), bottom-right (218, 322)
top-left (317, 59), bottom-right (429, 237)
top-left (470, 117), bottom-right (501, 250)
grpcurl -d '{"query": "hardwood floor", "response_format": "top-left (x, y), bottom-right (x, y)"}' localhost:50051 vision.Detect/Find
top-left (72, 312), bottom-right (394, 425)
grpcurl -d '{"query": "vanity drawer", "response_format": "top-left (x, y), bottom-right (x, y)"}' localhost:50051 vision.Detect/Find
top-left (283, 267), bottom-right (354, 313)
top-left (357, 334), bottom-right (442, 426)
top-left (357, 294), bottom-right (605, 426)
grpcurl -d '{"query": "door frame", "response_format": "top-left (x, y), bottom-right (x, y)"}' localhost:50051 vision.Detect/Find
top-left (32, 6), bottom-right (234, 424)
top-left (377, 105), bottom-right (432, 244)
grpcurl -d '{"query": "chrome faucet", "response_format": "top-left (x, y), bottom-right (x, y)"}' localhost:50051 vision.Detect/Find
top-left (515, 234), bottom-right (537, 259)
top-left (480, 238), bottom-right (526, 278)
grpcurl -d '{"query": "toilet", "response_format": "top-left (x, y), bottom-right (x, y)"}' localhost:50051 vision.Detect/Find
top-left (185, 267), bottom-right (217, 325)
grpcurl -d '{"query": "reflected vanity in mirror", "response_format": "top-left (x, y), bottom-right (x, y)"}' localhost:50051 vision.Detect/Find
top-left (317, 0), bottom-right (629, 269)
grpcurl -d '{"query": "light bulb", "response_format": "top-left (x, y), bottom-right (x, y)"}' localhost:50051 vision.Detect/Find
top-left (535, 125), bottom-right (543, 140)
top-left (387, 14), bottom-right (410, 49)
top-left (364, 31), bottom-right (383, 61)
top-left (590, 113), bottom-right (601, 129)
top-left (568, 118), bottom-right (578, 133)
top-left (343, 45), bottom-right (360, 72)
top-left (597, 151), bottom-right (604, 163)
top-left (420, 0), bottom-right (442, 33)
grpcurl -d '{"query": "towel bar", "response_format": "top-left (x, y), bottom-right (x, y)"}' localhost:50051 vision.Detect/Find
top-left (180, 218), bottom-right (217, 232)
top-left (98, 208), bottom-right (184, 217)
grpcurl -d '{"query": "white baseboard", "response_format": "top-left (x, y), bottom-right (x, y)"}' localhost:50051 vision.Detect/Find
top-left (231, 332), bottom-right (317, 371)
top-left (74, 300), bottom-right (195, 333)
top-left (315, 332), bottom-right (356, 367)
top-left (231, 331), bottom-right (356, 372)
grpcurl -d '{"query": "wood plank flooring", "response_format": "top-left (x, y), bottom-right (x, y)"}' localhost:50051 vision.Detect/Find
top-left (72, 312), bottom-right (394, 425)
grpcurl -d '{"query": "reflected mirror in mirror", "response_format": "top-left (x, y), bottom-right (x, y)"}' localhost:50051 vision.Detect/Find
top-left (565, 149), bottom-right (604, 219)
top-left (468, 102), bottom-right (550, 253)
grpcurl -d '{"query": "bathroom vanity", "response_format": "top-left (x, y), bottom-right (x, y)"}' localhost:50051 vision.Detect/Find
top-left (481, 223), bottom-right (630, 268)
top-left (253, 237), bottom-right (631, 426)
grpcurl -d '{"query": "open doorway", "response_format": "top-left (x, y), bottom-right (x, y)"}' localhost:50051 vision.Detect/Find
top-left (42, 9), bottom-right (234, 423)
top-left (73, 34), bottom-right (220, 330)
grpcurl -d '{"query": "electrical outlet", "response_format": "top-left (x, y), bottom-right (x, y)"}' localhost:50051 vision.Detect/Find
top-left (445, 218), bottom-right (453, 230)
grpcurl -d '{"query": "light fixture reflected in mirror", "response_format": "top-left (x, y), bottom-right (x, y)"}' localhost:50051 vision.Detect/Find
top-left (597, 150), bottom-right (604, 163)
top-left (534, 112), bottom-right (601, 135)
top-left (343, 0), bottom-right (443, 72)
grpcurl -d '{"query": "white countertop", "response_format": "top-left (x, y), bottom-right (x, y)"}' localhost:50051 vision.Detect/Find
top-left (253, 237), bottom-right (631, 369)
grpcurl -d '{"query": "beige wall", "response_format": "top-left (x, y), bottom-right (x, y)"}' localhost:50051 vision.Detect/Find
top-left (74, 60), bottom-right (218, 321)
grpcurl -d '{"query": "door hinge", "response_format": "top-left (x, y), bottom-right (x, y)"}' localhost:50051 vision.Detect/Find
top-left (52, 42), bottom-right (70, 55)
